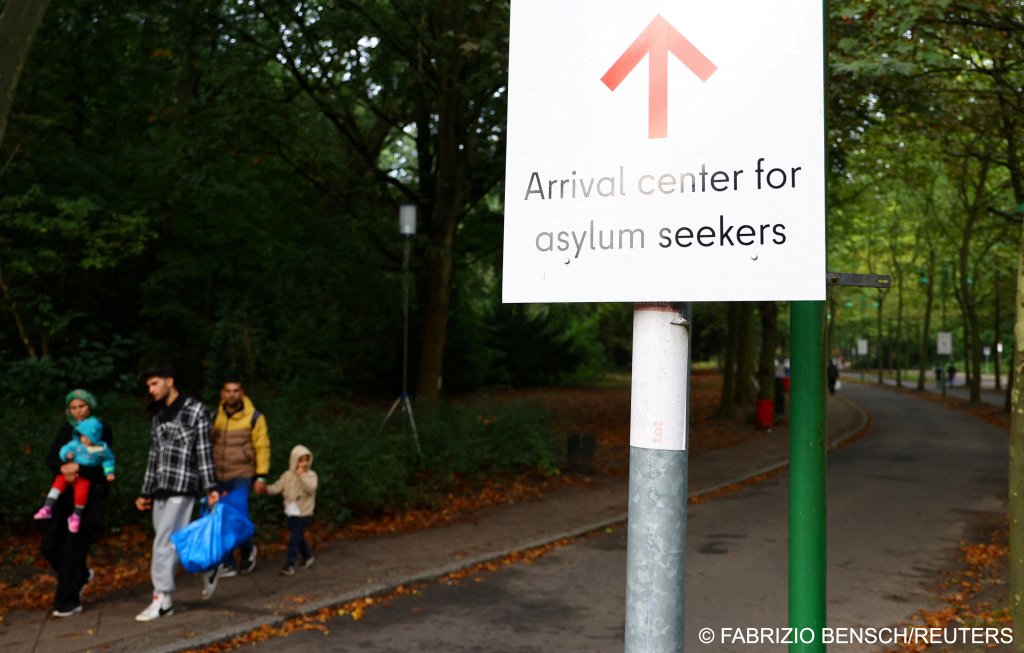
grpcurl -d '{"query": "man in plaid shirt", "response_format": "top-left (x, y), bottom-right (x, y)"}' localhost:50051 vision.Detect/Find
top-left (135, 363), bottom-right (220, 622)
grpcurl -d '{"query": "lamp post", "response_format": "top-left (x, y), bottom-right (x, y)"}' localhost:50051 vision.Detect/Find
top-left (399, 203), bottom-right (416, 398)
top-left (380, 203), bottom-right (422, 454)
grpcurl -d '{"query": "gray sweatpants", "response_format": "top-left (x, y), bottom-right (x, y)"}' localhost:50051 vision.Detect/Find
top-left (151, 495), bottom-right (195, 594)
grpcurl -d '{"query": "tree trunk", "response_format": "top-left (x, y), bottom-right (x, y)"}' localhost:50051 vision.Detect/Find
top-left (995, 77), bottom-right (1024, 653)
top-left (876, 293), bottom-right (885, 384)
top-left (1008, 217), bottom-right (1024, 649)
top-left (756, 301), bottom-right (778, 401)
top-left (895, 280), bottom-right (905, 387)
top-left (0, 264), bottom-right (37, 358)
top-left (733, 302), bottom-right (757, 407)
top-left (995, 280), bottom-right (1003, 391)
top-left (959, 244), bottom-right (981, 402)
top-left (718, 303), bottom-right (740, 418)
top-left (1007, 353), bottom-right (1014, 413)
top-left (0, 0), bottom-right (50, 149)
top-left (415, 222), bottom-right (456, 408)
top-left (413, 0), bottom-right (466, 409)
top-left (917, 251), bottom-right (935, 391)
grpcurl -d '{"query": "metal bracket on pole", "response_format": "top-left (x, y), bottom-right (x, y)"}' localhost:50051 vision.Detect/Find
top-left (826, 272), bottom-right (892, 288)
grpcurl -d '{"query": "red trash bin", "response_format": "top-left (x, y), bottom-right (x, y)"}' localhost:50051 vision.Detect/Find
top-left (755, 398), bottom-right (774, 428)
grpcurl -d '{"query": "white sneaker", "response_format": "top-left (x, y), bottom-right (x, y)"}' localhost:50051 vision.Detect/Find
top-left (239, 545), bottom-right (257, 575)
top-left (201, 565), bottom-right (219, 600)
top-left (135, 592), bottom-right (173, 622)
top-left (52, 605), bottom-right (83, 618)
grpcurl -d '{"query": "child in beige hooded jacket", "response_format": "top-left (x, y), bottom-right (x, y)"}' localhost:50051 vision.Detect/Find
top-left (267, 444), bottom-right (317, 574)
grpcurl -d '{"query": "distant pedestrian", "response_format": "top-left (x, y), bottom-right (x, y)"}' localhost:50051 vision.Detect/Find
top-left (135, 363), bottom-right (219, 622)
top-left (34, 417), bottom-right (115, 534)
top-left (947, 363), bottom-right (956, 386)
top-left (267, 445), bottom-right (318, 576)
top-left (209, 378), bottom-right (270, 578)
top-left (826, 361), bottom-right (839, 395)
top-left (935, 365), bottom-right (942, 388)
top-left (39, 389), bottom-right (115, 618)
top-left (774, 358), bottom-right (786, 415)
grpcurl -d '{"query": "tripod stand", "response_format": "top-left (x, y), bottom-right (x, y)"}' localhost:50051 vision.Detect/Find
top-left (380, 234), bottom-right (422, 454)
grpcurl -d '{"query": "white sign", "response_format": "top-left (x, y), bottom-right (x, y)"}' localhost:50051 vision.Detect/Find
top-left (983, 346), bottom-right (992, 358)
top-left (503, 0), bottom-right (826, 302)
top-left (856, 339), bottom-right (868, 356)
top-left (937, 332), bottom-right (953, 356)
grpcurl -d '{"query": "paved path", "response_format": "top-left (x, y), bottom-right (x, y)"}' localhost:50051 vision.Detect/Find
top-left (1, 395), bottom-right (865, 653)
top-left (870, 371), bottom-right (1007, 407)
top-left (689, 383), bottom-right (1006, 651)
top-left (228, 384), bottom-right (1007, 653)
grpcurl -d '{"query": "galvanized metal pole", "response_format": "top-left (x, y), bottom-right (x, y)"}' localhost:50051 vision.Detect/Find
top-left (625, 303), bottom-right (690, 653)
top-left (789, 300), bottom-right (827, 652)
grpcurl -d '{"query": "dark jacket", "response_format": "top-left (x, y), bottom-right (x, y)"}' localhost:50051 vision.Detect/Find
top-left (45, 420), bottom-right (115, 529)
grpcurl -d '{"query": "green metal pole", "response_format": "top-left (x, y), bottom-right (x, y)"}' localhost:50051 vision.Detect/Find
top-left (790, 300), bottom-right (827, 652)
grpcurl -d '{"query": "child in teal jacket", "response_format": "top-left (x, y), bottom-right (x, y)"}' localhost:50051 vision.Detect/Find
top-left (34, 417), bottom-right (115, 533)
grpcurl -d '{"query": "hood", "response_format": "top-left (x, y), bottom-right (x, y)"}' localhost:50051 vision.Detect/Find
top-left (74, 417), bottom-right (104, 444)
top-left (288, 444), bottom-right (313, 472)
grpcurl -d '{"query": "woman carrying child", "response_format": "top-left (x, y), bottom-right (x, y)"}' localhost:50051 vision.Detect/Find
top-left (38, 389), bottom-right (115, 617)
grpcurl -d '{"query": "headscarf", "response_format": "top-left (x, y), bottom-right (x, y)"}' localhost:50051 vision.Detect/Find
top-left (65, 389), bottom-right (98, 426)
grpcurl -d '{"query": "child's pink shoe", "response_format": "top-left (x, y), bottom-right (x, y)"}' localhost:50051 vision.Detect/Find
top-left (33, 505), bottom-right (53, 520)
top-left (67, 514), bottom-right (81, 533)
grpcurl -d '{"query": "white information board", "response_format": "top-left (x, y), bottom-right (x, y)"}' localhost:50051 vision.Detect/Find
top-left (856, 339), bottom-right (868, 356)
top-left (503, 0), bottom-right (826, 302)
top-left (937, 332), bottom-right (953, 356)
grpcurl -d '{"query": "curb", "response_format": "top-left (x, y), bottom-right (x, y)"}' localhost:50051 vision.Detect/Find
top-left (154, 395), bottom-right (872, 653)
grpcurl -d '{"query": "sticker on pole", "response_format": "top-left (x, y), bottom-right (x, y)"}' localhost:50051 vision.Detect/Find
top-left (503, 0), bottom-right (826, 302)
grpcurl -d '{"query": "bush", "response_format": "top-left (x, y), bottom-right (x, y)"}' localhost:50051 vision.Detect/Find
top-left (249, 394), bottom-right (558, 528)
top-left (2, 391), bottom-right (560, 534)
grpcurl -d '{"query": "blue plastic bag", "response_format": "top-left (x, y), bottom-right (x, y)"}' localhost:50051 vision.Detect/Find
top-left (170, 492), bottom-right (255, 573)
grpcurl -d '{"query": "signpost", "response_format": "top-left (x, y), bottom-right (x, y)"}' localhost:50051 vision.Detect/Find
top-left (504, 2), bottom-right (825, 650)
top-left (503, 0), bottom-right (826, 304)
top-left (938, 331), bottom-right (953, 396)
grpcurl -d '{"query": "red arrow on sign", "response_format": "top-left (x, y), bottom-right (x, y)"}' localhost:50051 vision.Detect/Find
top-left (601, 15), bottom-right (717, 139)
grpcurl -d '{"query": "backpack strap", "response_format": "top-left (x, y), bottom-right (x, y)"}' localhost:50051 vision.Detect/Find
top-left (251, 409), bottom-right (262, 429)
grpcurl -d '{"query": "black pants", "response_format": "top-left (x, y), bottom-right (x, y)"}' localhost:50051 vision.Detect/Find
top-left (40, 517), bottom-right (94, 612)
top-left (287, 516), bottom-right (311, 565)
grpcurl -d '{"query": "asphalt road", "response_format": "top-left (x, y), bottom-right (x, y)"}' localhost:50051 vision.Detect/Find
top-left (244, 384), bottom-right (1007, 652)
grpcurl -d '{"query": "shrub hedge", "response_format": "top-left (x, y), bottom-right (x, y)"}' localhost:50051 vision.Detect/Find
top-left (2, 391), bottom-right (560, 535)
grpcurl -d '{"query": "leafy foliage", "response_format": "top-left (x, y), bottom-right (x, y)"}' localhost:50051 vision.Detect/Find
top-left (0, 391), bottom-right (559, 530)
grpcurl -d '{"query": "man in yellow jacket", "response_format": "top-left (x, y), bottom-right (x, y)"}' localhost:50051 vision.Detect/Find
top-left (209, 378), bottom-right (270, 580)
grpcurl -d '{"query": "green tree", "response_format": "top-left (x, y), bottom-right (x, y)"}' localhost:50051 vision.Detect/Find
top-left (225, 0), bottom-right (511, 407)
top-left (0, 186), bottom-right (152, 358)
top-left (0, 0), bottom-right (50, 149)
